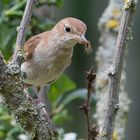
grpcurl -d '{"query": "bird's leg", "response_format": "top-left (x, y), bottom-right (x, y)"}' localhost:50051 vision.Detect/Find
top-left (37, 86), bottom-right (41, 93)
top-left (34, 86), bottom-right (47, 105)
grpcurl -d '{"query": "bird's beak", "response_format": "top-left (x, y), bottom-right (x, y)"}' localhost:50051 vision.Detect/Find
top-left (79, 35), bottom-right (89, 47)
top-left (79, 35), bottom-right (92, 53)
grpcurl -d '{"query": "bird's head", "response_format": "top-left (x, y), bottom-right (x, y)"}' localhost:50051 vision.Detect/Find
top-left (52, 17), bottom-right (92, 52)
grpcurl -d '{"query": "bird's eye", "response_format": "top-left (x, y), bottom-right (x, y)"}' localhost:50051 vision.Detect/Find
top-left (64, 26), bottom-right (72, 33)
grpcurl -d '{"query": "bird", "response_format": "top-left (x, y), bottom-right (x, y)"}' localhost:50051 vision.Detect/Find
top-left (21, 17), bottom-right (91, 87)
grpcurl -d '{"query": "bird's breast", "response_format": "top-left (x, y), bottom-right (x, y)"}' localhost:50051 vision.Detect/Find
top-left (21, 43), bottom-right (73, 86)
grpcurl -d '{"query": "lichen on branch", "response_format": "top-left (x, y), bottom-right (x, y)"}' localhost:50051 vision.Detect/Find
top-left (95, 0), bottom-right (136, 140)
top-left (0, 0), bottom-right (58, 139)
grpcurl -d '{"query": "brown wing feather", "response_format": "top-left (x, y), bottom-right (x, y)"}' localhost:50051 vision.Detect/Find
top-left (24, 35), bottom-right (41, 60)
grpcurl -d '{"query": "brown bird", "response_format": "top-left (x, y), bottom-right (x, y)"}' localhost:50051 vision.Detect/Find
top-left (21, 17), bottom-right (91, 87)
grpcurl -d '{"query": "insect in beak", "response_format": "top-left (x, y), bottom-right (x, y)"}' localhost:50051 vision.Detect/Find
top-left (79, 35), bottom-right (92, 53)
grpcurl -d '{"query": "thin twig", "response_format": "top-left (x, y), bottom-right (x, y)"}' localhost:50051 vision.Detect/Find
top-left (95, 0), bottom-right (131, 140)
top-left (12, 0), bottom-right (35, 63)
top-left (79, 67), bottom-right (98, 140)
top-left (102, 1), bottom-right (136, 139)
top-left (86, 67), bottom-right (96, 139)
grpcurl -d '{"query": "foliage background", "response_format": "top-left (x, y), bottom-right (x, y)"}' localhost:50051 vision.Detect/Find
top-left (0, 0), bottom-right (140, 139)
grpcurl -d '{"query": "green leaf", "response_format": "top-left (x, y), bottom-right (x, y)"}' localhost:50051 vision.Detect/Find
top-left (0, 24), bottom-right (16, 60)
top-left (47, 0), bottom-right (64, 7)
top-left (52, 110), bottom-right (71, 125)
top-left (61, 89), bottom-right (96, 107)
top-left (58, 128), bottom-right (65, 140)
top-left (48, 74), bottom-right (76, 102)
top-left (4, 0), bottom-right (25, 15)
top-left (7, 126), bottom-right (24, 139)
top-left (4, 10), bottom-right (23, 16)
top-left (0, 131), bottom-right (6, 139)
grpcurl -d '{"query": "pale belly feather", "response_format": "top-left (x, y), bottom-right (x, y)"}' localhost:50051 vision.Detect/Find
top-left (21, 45), bottom-right (73, 86)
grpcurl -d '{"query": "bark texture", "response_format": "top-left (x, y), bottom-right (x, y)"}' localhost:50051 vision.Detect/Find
top-left (0, 0), bottom-right (58, 139)
top-left (94, 0), bottom-right (136, 139)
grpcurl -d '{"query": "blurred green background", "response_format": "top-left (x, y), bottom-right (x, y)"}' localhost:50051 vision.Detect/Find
top-left (0, 0), bottom-right (140, 139)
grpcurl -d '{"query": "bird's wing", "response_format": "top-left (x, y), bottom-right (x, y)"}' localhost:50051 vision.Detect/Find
top-left (24, 35), bottom-right (41, 60)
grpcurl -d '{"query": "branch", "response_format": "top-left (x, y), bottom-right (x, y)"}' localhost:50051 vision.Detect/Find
top-left (0, 0), bottom-right (58, 139)
top-left (12, 0), bottom-right (35, 64)
top-left (102, 0), bottom-right (136, 139)
top-left (79, 67), bottom-right (98, 140)
top-left (0, 53), bottom-right (58, 140)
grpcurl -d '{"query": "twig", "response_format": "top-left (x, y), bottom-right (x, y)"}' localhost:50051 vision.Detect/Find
top-left (79, 67), bottom-right (98, 140)
top-left (102, 1), bottom-right (136, 139)
top-left (85, 67), bottom-right (96, 139)
top-left (95, 0), bottom-right (131, 140)
top-left (12, 0), bottom-right (35, 64)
